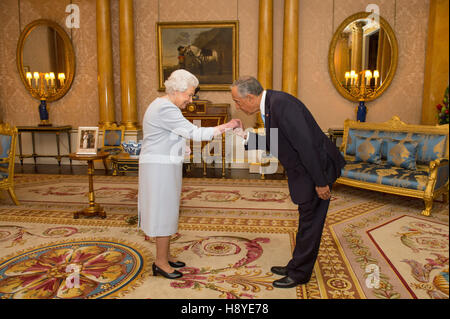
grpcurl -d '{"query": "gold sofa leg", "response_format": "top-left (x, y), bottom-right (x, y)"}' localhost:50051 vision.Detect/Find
top-left (8, 187), bottom-right (20, 205)
top-left (422, 199), bottom-right (433, 216)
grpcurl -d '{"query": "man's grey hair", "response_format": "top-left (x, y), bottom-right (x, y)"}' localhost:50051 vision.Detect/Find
top-left (231, 76), bottom-right (264, 97)
top-left (164, 69), bottom-right (199, 94)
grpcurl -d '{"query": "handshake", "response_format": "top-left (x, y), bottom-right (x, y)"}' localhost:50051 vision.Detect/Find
top-left (213, 119), bottom-right (247, 139)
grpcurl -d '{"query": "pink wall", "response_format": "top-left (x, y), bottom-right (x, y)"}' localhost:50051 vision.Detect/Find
top-left (0, 0), bottom-right (430, 130)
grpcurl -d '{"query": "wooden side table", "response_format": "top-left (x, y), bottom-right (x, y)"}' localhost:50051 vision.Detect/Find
top-left (69, 152), bottom-right (109, 219)
top-left (182, 100), bottom-right (230, 177)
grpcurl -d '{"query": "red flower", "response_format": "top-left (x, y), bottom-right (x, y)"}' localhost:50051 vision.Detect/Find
top-left (437, 104), bottom-right (443, 111)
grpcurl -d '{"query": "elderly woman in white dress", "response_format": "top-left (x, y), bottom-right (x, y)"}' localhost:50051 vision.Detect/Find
top-left (138, 69), bottom-right (242, 279)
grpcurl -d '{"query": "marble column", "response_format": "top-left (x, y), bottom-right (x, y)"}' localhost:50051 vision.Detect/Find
top-left (257, 0), bottom-right (273, 128)
top-left (96, 0), bottom-right (116, 127)
top-left (350, 21), bottom-right (365, 77)
top-left (422, 0), bottom-right (449, 125)
top-left (119, 0), bottom-right (138, 130)
top-left (282, 0), bottom-right (299, 96)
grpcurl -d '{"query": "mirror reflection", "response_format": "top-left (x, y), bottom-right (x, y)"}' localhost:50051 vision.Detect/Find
top-left (328, 12), bottom-right (398, 102)
top-left (16, 19), bottom-right (75, 103)
top-left (334, 17), bottom-right (391, 91)
top-left (22, 25), bottom-right (67, 90)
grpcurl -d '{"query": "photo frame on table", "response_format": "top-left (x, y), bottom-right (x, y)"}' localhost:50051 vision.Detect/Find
top-left (76, 127), bottom-right (99, 155)
top-left (157, 21), bottom-right (239, 91)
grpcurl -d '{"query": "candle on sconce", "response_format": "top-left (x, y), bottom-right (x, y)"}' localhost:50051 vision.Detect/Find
top-left (365, 70), bottom-right (372, 86)
top-left (44, 73), bottom-right (50, 86)
top-left (33, 72), bottom-right (40, 87)
top-left (58, 73), bottom-right (65, 86)
top-left (345, 72), bottom-right (350, 86)
top-left (373, 70), bottom-right (380, 87)
top-left (26, 72), bottom-right (32, 86)
top-left (350, 70), bottom-right (356, 86)
top-left (354, 74), bottom-right (358, 87)
top-left (49, 72), bottom-right (55, 86)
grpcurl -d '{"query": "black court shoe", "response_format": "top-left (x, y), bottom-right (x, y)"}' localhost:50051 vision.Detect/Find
top-left (152, 263), bottom-right (183, 279)
top-left (169, 261), bottom-right (186, 268)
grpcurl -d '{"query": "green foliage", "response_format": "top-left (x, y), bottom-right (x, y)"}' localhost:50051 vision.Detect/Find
top-left (436, 86), bottom-right (449, 124)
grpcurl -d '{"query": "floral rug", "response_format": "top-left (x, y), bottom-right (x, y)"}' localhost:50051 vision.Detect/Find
top-left (0, 174), bottom-right (448, 299)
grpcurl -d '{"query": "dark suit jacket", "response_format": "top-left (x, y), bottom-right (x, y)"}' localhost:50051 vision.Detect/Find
top-left (246, 90), bottom-right (346, 204)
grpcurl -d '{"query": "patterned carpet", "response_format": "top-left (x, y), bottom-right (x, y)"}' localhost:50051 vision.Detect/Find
top-left (0, 174), bottom-right (448, 299)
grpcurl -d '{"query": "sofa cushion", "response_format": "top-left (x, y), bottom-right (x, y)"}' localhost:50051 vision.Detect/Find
top-left (386, 139), bottom-right (419, 170)
top-left (346, 129), bottom-right (378, 156)
top-left (340, 160), bottom-right (428, 191)
top-left (355, 136), bottom-right (383, 164)
top-left (410, 133), bottom-right (447, 163)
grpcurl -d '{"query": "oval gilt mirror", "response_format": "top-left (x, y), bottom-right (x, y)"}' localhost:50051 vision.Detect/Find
top-left (328, 12), bottom-right (398, 102)
top-left (16, 19), bottom-right (75, 102)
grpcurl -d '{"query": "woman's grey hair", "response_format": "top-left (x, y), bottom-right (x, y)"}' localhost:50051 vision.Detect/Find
top-left (231, 76), bottom-right (264, 97)
top-left (164, 69), bottom-right (199, 94)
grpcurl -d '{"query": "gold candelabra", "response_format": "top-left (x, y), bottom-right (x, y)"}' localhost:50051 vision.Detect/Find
top-left (344, 69), bottom-right (381, 100)
top-left (343, 69), bottom-right (381, 122)
top-left (25, 71), bottom-right (66, 126)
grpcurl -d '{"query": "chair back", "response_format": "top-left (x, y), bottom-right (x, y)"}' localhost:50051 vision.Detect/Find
top-left (0, 123), bottom-right (18, 184)
top-left (100, 124), bottom-right (125, 155)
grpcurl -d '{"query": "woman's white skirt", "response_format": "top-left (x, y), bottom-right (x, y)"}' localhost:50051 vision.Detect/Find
top-left (138, 162), bottom-right (182, 237)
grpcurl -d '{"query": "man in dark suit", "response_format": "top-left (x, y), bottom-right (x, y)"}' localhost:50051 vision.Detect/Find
top-left (230, 76), bottom-right (346, 288)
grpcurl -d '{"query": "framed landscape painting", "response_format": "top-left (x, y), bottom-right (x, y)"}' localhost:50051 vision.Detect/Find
top-left (157, 21), bottom-right (239, 91)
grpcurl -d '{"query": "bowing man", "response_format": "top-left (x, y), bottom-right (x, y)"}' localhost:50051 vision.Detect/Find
top-left (230, 76), bottom-right (346, 288)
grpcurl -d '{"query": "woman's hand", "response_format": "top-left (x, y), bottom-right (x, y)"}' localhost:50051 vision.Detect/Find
top-left (214, 118), bottom-right (243, 136)
top-left (185, 145), bottom-right (191, 156)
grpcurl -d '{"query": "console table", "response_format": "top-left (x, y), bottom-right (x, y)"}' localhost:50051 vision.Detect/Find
top-left (182, 99), bottom-right (230, 177)
top-left (17, 125), bottom-right (72, 166)
top-left (111, 153), bottom-right (139, 175)
top-left (327, 128), bottom-right (344, 146)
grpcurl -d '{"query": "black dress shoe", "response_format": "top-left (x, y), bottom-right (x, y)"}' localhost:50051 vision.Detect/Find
top-left (273, 276), bottom-right (308, 288)
top-left (270, 266), bottom-right (288, 276)
top-left (169, 261), bottom-right (186, 268)
top-left (152, 263), bottom-right (183, 279)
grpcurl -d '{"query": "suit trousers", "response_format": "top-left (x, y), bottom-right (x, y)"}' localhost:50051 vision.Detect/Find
top-left (286, 193), bottom-right (331, 283)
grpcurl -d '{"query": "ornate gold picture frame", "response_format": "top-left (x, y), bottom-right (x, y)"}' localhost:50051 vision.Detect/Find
top-left (157, 21), bottom-right (239, 91)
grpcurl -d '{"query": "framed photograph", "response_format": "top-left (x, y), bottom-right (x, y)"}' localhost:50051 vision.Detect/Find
top-left (157, 21), bottom-right (239, 91)
top-left (76, 127), bottom-right (99, 155)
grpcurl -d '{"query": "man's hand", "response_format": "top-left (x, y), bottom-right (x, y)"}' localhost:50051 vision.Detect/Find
top-left (233, 127), bottom-right (247, 139)
top-left (214, 119), bottom-right (243, 136)
top-left (315, 185), bottom-right (331, 200)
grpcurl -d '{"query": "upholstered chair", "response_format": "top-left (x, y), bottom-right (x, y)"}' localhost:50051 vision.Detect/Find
top-left (98, 124), bottom-right (125, 170)
top-left (0, 123), bottom-right (19, 205)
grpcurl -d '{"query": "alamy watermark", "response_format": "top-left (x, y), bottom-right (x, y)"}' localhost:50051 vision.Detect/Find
top-left (65, 264), bottom-right (81, 289)
top-left (65, 4), bottom-right (80, 29)
top-left (365, 264), bottom-right (380, 289)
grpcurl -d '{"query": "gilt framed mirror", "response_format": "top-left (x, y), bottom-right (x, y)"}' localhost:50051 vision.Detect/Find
top-left (16, 19), bottom-right (75, 102)
top-left (328, 12), bottom-right (398, 102)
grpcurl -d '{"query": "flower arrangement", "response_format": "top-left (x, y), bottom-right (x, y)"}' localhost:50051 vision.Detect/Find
top-left (436, 86), bottom-right (449, 124)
